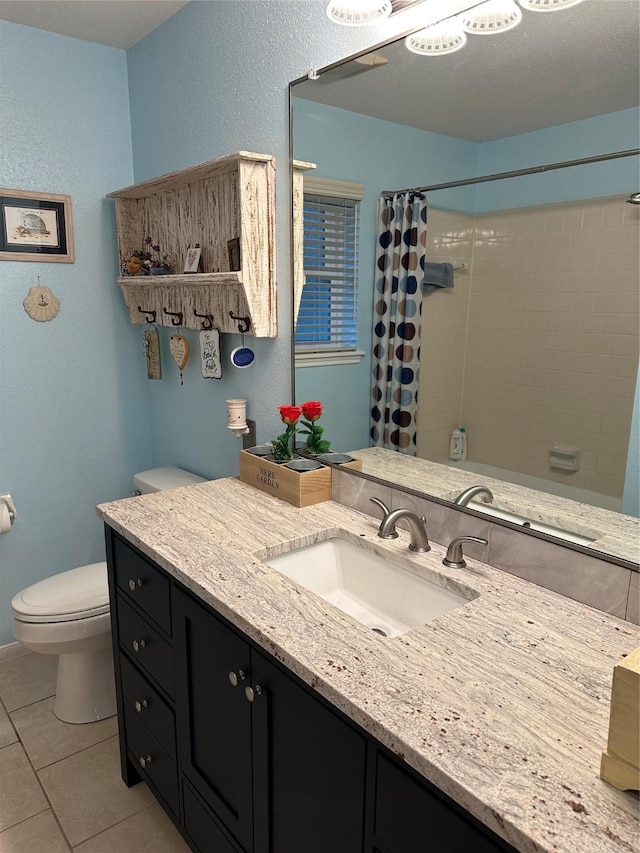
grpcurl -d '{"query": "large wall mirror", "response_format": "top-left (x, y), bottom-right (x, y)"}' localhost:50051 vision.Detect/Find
top-left (290, 0), bottom-right (639, 566)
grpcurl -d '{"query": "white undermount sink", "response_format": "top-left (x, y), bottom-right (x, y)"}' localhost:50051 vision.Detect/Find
top-left (263, 537), bottom-right (474, 638)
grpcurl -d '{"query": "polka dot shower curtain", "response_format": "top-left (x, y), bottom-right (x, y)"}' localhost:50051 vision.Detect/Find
top-left (370, 192), bottom-right (427, 454)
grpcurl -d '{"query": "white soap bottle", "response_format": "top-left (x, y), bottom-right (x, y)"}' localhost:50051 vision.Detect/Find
top-left (449, 427), bottom-right (467, 461)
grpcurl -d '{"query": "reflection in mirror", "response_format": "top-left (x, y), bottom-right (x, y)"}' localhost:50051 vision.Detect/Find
top-left (291, 0), bottom-right (639, 563)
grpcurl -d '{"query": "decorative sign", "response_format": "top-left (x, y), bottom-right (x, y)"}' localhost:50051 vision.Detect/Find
top-left (169, 334), bottom-right (189, 385)
top-left (143, 329), bottom-right (162, 380)
top-left (199, 329), bottom-right (222, 379)
top-left (23, 283), bottom-right (60, 321)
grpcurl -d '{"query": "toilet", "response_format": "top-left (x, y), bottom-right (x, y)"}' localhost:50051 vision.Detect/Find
top-left (11, 466), bottom-right (205, 724)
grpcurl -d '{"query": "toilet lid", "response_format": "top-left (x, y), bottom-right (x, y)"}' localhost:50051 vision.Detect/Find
top-left (12, 562), bottom-right (110, 623)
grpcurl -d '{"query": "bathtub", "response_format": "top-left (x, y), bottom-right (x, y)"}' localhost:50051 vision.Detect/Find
top-left (442, 458), bottom-right (622, 513)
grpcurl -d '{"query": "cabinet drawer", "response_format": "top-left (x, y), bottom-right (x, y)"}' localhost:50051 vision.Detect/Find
top-left (112, 534), bottom-right (171, 635)
top-left (124, 710), bottom-right (179, 818)
top-left (183, 782), bottom-right (243, 853)
top-left (119, 654), bottom-right (176, 763)
top-left (117, 596), bottom-right (174, 698)
top-left (375, 754), bottom-right (511, 853)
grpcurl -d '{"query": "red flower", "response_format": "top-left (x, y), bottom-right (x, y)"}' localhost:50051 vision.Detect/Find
top-left (279, 405), bottom-right (302, 425)
top-left (301, 401), bottom-right (323, 422)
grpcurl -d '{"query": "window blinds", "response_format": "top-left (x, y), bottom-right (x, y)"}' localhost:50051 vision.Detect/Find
top-left (295, 192), bottom-right (359, 352)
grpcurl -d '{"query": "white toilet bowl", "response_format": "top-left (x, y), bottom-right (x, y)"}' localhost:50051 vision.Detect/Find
top-left (12, 562), bottom-right (114, 724)
top-left (11, 466), bottom-right (206, 725)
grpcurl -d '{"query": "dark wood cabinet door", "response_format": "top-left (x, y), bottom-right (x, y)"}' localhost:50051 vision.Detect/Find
top-left (251, 651), bottom-right (368, 853)
top-left (173, 588), bottom-right (253, 852)
top-left (374, 753), bottom-right (515, 853)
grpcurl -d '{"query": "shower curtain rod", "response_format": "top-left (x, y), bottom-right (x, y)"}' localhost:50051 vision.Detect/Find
top-left (381, 148), bottom-right (640, 197)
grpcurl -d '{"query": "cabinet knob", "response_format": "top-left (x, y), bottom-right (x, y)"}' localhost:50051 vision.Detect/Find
top-left (245, 684), bottom-right (262, 703)
top-left (134, 699), bottom-right (148, 713)
top-left (139, 755), bottom-right (152, 769)
top-left (128, 578), bottom-right (143, 591)
top-left (132, 639), bottom-right (146, 653)
top-left (228, 669), bottom-right (246, 687)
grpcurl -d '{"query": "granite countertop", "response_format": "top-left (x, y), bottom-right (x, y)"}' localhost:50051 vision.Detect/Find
top-left (349, 447), bottom-right (640, 565)
top-left (97, 478), bottom-right (640, 853)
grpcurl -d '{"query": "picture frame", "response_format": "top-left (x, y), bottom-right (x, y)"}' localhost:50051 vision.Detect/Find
top-left (0, 189), bottom-right (74, 262)
top-left (183, 244), bottom-right (202, 274)
top-left (227, 237), bottom-right (241, 272)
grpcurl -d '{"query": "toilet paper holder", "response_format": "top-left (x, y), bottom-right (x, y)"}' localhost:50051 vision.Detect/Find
top-left (0, 493), bottom-right (17, 525)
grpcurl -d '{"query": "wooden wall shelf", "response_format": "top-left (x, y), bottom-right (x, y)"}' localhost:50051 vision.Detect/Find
top-left (108, 152), bottom-right (276, 337)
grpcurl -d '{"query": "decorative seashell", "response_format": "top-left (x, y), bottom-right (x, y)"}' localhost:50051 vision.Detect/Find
top-left (23, 286), bottom-right (60, 322)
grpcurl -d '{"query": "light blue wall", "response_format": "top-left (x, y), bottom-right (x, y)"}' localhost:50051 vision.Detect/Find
top-left (0, 24), bottom-right (152, 643)
top-left (293, 99), bottom-right (478, 450)
top-left (124, 0), bottom-right (432, 473)
top-left (475, 108), bottom-right (640, 211)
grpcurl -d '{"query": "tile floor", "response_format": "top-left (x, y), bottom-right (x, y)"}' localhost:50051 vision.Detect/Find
top-left (0, 650), bottom-right (190, 852)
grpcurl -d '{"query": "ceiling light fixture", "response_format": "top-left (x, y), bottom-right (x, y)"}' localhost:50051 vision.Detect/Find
top-left (405, 19), bottom-right (467, 56)
top-left (326, 0), bottom-right (392, 26)
top-left (459, 0), bottom-right (523, 35)
top-left (517, 0), bottom-right (585, 11)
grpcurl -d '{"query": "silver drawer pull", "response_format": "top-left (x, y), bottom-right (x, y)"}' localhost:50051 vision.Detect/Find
top-left (228, 669), bottom-right (246, 687)
top-left (134, 699), bottom-right (148, 713)
top-left (132, 639), bottom-right (146, 653)
top-left (245, 684), bottom-right (262, 703)
top-left (139, 755), bottom-right (152, 769)
top-left (128, 578), bottom-right (143, 591)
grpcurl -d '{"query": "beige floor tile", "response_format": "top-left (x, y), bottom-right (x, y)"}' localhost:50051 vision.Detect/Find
top-left (11, 697), bottom-right (117, 770)
top-left (0, 652), bottom-right (58, 712)
top-left (0, 809), bottom-right (70, 853)
top-left (0, 742), bottom-right (48, 832)
top-left (38, 736), bottom-right (154, 847)
top-left (73, 802), bottom-right (189, 853)
top-left (0, 701), bottom-right (18, 748)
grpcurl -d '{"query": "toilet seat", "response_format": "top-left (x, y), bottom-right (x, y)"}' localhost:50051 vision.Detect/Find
top-left (11, 562), bottom-right (109, 624)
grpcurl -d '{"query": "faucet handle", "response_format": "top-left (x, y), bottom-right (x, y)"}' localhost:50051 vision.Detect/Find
top-left (443, 536), bottom-right (488, 569)
top-left (369, 497), bottom-right (399, 539)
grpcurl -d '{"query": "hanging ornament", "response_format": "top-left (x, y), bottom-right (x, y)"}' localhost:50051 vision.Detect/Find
top-left (199, 328), bottom-right (222, 379)
top-left (23, 277), bottom-right (60, 322)
top-left (143, 328), bottom-right (162, 380)
top-left (169, 334), bottom-right (189, 385)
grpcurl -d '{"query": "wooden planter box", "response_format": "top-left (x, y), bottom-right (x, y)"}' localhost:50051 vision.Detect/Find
top-left (600, 646), bottom-right (640, 791)
top-left (238, 450), bottom-right (332, 508)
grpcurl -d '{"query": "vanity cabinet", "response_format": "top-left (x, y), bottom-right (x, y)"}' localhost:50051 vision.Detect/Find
top-left (106, 527), bottom-right (516, 853)
top-left (107, 151), bottom-right (276, 337)
top-left (173, 586), bottom-right (369, 853)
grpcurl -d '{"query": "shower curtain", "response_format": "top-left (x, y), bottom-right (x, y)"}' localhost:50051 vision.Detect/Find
top-left (370, 192), bottom-right (427, 454)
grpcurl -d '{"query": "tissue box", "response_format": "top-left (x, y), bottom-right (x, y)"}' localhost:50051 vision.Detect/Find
top-left (238, 450), bottom-right (332, 508)
top-left (600, 646), bottom-right (640, 791)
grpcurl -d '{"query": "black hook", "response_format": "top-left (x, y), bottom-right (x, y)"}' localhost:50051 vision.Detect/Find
top-left (137, 306), bottom-right (156, 324)
top-left (194, 310), bottom-right (214, 331)
top-left (229, 311), bottom-right (251, 334)
top-left (163, 307), bottom-right (183, 326)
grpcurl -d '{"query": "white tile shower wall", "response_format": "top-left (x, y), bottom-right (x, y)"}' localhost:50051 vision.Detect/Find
top-left (418, 196), bottom-right (639, 498)
top-left (418, 209), bottom-right (475, 462)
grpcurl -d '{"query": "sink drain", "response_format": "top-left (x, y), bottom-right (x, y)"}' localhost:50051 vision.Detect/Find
top-left (371, 627), bottom-right (388, 637)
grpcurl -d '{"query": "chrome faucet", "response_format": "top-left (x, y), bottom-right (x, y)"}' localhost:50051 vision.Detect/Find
top-left (370, 498), bottom-right (430, 553)
top-left (454, 485), bottom-right (494, 507)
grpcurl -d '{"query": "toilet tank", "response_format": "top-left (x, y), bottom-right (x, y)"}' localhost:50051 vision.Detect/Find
top-left (133, 466), bottom-right (206, 495)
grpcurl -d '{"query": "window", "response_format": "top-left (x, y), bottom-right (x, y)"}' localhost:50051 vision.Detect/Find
top-left (295, 177), bottom-right (365, 367)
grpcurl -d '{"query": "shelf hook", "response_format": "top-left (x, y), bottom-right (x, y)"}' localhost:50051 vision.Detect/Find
top-left (229, 311), bottom-right (251, 334)
top-left (163, 307), bottom-right (183, 327)
top-left (194, 310), bottom-right (214, 331)
top-left (137, 306), bottom-right (157, 324)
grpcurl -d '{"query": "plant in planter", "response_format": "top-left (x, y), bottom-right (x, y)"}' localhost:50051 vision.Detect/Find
top-left (298, 400), bottom-right (331, 455)
top-left (271, 405), bottom-right (302, 461)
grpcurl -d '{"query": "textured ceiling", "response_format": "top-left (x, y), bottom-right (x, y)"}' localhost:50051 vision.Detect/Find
top-left (0, 0), bottom-right (189, 49)
top-left (294, 0), bottom-right (640, 142)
